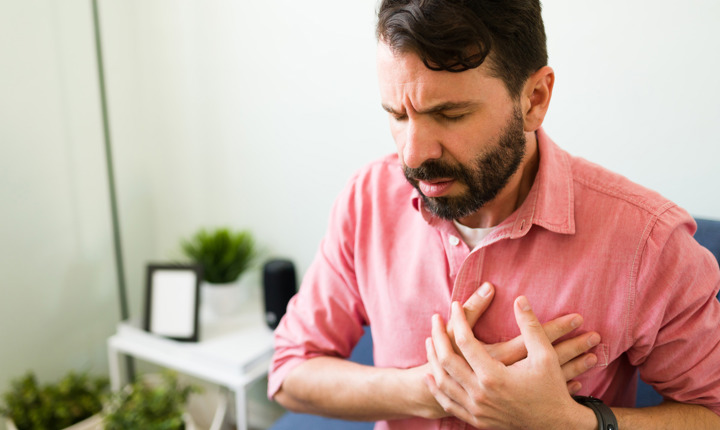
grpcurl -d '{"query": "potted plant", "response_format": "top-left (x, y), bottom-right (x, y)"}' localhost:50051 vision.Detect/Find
top-left (103, 371), bottom-right (199, 430)
top-left (1, 371), bottom-right (108, 430)
top-left (181, 227), bottom-right (258, 318)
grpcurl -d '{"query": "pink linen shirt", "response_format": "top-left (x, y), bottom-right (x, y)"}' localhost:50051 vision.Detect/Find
top-left (269, 129), bottom-right (720, 429)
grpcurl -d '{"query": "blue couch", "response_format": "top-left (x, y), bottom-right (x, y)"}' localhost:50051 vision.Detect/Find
top-left (270, 218), bottom-right (720, 429)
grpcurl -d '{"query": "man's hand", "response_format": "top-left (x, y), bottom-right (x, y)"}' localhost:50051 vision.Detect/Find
top-left (457, 283), bottom-right (600, 391)
top-left (277, 285), bottom-right (599, 422)
top-left (425, 296), bottom-right (598, 429)
top-left (413, 284), bottom-right (599, 419)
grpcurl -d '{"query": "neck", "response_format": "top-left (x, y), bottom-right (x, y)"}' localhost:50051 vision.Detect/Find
top-left (457, 131), bottom-right (540, 229)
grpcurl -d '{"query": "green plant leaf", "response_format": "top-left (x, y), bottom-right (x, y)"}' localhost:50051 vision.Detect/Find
top-left (179, 227), bottom-right (257, 283)
top-left (0, 371), bottom-right (108, 430)
top-left (103, 371), bottom-right (199, 430)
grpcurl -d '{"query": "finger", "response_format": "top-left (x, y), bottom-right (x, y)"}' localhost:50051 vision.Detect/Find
top-left (427, 320), bottom-right (452, 388)
top-left (513, 296), bottom-right (555, 362)
top-left (555, 331), bottom-right (600, 365)
top-left (424, 374), bottom-right (478, 425)
top-left (485, 313), bottom-right (583, 365)
top-left (431, 313), bottom-right (476, 383)
top-left (561, 353), bottom-right (598, 381)
top-left (449, 301), bottom-right (500, 376)
top-left (543, 313), bottom-right (584, 343)
top-left (447, 283), bottom-right (495, 353)
top-left (425, 337), bottom-right (471, 407)
top-left (567, 380), bottom-right (583, 395)
top-left (484, 336), bottom-right (525, 364)
top-left (462, 282), bottom-right (495, 328)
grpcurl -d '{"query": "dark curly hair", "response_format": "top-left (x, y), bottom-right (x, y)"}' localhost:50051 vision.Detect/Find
top-left (376, 0), bottom-right (547, 98)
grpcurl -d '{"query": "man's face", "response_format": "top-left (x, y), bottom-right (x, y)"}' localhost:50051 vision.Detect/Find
top-left (377, 42), bottom-right (528, 220)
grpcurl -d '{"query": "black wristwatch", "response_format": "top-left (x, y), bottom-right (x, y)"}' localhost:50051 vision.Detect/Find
top-left (572, 395), bottom-right (619, 430)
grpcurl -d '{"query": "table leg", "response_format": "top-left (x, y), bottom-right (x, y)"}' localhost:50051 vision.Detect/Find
top-left (107, 338), bottom-right (123, 391)
top-left (234, 387), bottom-right (247, 430)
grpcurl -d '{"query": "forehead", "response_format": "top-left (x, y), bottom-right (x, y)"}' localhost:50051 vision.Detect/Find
top-left (376, 42), bottom-right (507, 109)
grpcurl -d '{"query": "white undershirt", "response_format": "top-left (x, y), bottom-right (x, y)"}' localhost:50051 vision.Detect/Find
top-left (453, 220), bottom-right (495, 249)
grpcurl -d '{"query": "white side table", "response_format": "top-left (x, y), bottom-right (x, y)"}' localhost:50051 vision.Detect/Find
top-left (107, 307), bottom-right (275, 430)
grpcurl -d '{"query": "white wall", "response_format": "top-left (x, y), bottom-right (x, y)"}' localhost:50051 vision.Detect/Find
top-left (542, 0), bottom-right (720, 219)
top-left (99, 0), bottom-right (388, 318)
top-left (1, 0), bottom-right (718, 427)
top-left (0, 0), bottom-right (117, 417)
top-left (99, 0), bottom-right (720, 323)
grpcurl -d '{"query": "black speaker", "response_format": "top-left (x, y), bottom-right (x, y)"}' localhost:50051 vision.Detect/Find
top-left (262, 259), bottom-right (298, 329)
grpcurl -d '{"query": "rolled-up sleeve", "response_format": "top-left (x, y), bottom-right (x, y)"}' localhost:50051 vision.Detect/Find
top-left (629, 207), bottom-right (720, 415)
top-left (268, 174), bottom-right (369, 399)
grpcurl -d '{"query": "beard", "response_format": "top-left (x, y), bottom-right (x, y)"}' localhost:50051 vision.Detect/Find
top-left (403, 106), bottom-right (527, 220)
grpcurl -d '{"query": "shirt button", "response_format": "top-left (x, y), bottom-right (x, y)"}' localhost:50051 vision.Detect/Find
top-left (449, 235), bottom-right (460, 246)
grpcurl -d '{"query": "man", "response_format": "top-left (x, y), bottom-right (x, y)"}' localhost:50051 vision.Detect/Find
top-left (269, 1), bottom-right (720, 428)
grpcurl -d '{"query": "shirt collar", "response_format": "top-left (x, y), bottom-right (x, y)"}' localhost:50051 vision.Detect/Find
top-left (411, 127), bottom-right (576, 236)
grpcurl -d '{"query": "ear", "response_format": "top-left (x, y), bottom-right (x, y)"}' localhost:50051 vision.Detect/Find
top-left (521, 66), bottom-right (554, 132)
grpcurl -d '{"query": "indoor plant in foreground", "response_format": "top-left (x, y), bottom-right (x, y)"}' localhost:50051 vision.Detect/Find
top-left (181, 227), bottom-right (258, 318)
top-left (103, 371), bottom-right (199, 430)
top-left (0, 371), bottom-right (108, 430)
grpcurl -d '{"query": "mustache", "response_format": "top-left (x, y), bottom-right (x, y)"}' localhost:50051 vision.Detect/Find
top-left (403, 160), bottom-right (465, 182)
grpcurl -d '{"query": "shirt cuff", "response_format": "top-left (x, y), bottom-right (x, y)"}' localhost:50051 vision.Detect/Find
top-left (267, 355), bottom-right (311, 400)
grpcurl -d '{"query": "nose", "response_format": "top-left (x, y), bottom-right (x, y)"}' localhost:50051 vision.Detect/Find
top-left (402, 118), bottom-right (442, 169)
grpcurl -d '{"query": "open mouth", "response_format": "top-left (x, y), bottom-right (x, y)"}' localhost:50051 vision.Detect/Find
top-left (417, 179), bottom-right (455, 197)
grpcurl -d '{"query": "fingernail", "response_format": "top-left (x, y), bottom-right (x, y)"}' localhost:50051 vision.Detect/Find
top-left (585, 354), bottom-right (598, 368)
top-left (478, 282), bottom-right (492, 297)
top-left (571, 316), bottom-right (582, 329)
top-left (517, 296), bottom-right (531, 311)
top-left (587, 333), bottom-right (600, 347)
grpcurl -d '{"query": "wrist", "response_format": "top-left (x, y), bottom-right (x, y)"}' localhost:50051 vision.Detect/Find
top-left (572, 395), bottom-right (619, 430)
top-left (567, 401), bottom-right (601, 430)
top-left (403, 365), bottom-right (446, 419)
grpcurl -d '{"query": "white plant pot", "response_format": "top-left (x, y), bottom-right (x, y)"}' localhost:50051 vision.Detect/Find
top-left (65, 415), bottom-right (103, 430)
top-left (200, 277), bottom-right (251, 320)
top-left (5, 414), bottom-right (103, 430)
top-left (183, 412), bottom-right (199, 430)
top-left (186, 383), bottom-right (229, 430)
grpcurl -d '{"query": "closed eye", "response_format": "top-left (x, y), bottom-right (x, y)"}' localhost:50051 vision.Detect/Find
top-left (382, 104), bottom-right (407, 122)
top-left (437, 112), bottom-right (467, 122)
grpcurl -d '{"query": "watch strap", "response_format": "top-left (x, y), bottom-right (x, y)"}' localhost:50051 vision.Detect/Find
top-left (572, 395), bottom-right (618, 430)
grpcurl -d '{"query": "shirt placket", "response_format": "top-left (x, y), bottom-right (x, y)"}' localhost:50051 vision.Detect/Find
top-left (439, 232), bottom-right (486, 430)
top-left (450, 245), bottom-right (486, 310)
top-left (443, 229), bottom-right (471, 280)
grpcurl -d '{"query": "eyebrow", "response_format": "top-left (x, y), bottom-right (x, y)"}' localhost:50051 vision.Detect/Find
top-left (381, 101), bottom-right (478, 115)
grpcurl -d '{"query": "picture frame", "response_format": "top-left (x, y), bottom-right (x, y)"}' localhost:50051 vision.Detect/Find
top-left (144, 263), bottom-right (203, 342)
